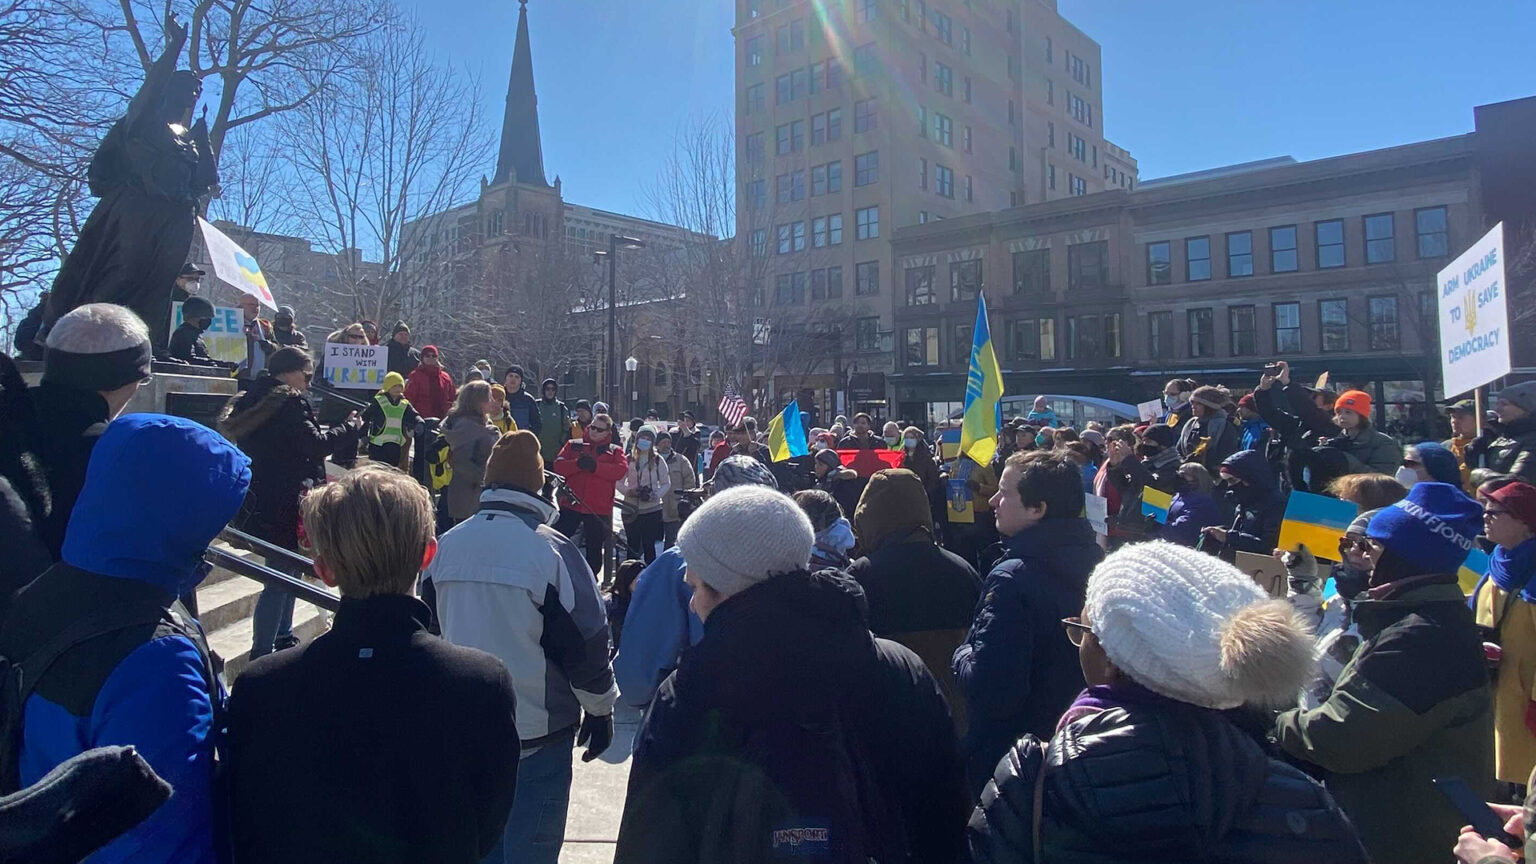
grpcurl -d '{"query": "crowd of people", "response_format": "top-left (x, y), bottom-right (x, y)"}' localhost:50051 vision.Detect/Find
top-left (8, 302), bottom-right (1536, 863)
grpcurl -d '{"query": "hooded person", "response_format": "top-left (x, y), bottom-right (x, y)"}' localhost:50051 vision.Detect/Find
top-left (615, 485), bottom-right (968, 864)
top-left (969, 542), bottom-right (1368, 864)
top-left (1276, 482), bottom-right (1494, 864)
top-left (0, 414), bottom-right (251, 864)
top-left (534, 377), bottom-right (570, 463)
top-left (427, 431), bottom-right (618, 863)
top-left (1024, 395), bottom-right (1058, 428)
top-left (1201, 449), bottom-right (1287, 555)
top-left (1236, 393), bottom-right (1272, 453)
top-left (1470, 480), bottom-right (1536, 787)
top-left (360, 370), bottom-right (421, 470)
top-left (848, 469), bottom-right (980, 732)
top-left (794, 489), bottom-right (857, 570)
top-left (813, 446), bottom-right (866, 518)
top-left (165, 295), bottom-right (234, 369)
top-left (612, 455), bottom-right (777, 708)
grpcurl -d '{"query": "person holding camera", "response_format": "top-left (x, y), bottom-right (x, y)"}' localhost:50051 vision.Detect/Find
top-left (654, 431), bottom-right (696, 548)
top-left (619, 425), bottom-right (671, 564)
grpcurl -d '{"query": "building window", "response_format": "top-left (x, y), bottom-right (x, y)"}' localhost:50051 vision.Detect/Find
top-left (1229, 305), bottom-right (1257, 356)
top-left (965, 175), bottom-right (973, 202)
top-left (1148, 311), bottom-right (1173, 359)
top-left (1416, 206), bottom-right (1448, 258)
top-left (964, 76), bottom-right (972, 103)
top-left (1048, 121), bottom-right (1055, 148)
top-left (775, 272), bottom-right (806, 305)
top-left (1008, 319), bottom-right (1040, 361)
top-left (905, 327), bottom-right (940, 367)
top-left (933, 10), bottom-right (952, 43)
top-left (1068, 315), bottom-right (1102, 361)
top-left (919, 105), bottom-right (927, 138)
top-left (1270, 225), bottom-right (1298, 272)
top-left (935, 164), bottom-right (954, 198)
top-left (1226, 231), bottom-right (1253, 277)
top-left (1067, 132), bottom-right (1085, 161)
top-left (746, 179), bottom-right (765, 209)
top-left (858, 0), bottom-right (878, 22)
top-left (905, 264), bottom-right (935, 306)
top-left (961, 25), bottom-right (971, 54)
top-left (1369, 295), bottom-right (1399, 350)
top-left (935, 62), bottom-right (953, 96)
top-left (1185, 236), bottom-right (1211, 281)
top-left (775, 170), bottom-right (805, 203)
top-left (1045, 35), bottom-right (1053, 63)
top-left (750, 229), bottom-right (766, 258)
top-left (1068, 241), bottom-right (1108, 289)
top-left (953, 323), bottom-right (973, 364)
top-left (1047, 163), bottom-right (1055, 189)
top-left (1272, 302), bottom-right (1302, 353)
top-left (1364, 213), bottom-right (1395, 264)
top-left (1047, 78), bottom-right (1054, 105)
top-left (811, 161), bottom-right (840, 196)
top-left (854, 42), bottom-right (878, 75)
top-left (1068, 92), bottom-right (1091, 124)
top-left (950, 259), bottom-right (982, 301)
top-left (854, 151), bottom-right (879, 186)
top-left (1315, 219), bottom-right (1345, 269)
top-left (744, 84), bottom-right (763, 114)
top-left (918, 157), bottom-right (927, 191)
top-left (1069, 174), bottom-right (1086, 196)
top-left (856, 260), bottom-right (879, 295)
top-left (1146, 241), bottom-right (1171, 285)
top-left (776, 221), bottom-right (806, 254)
top-left (811, 266), bottom-right (844, 300)
top-left (811, 112), bottom-right (826, 145)
top-left (1105, 313), bottom-right (1122, 358)
top-left (1013, 249), bottom-right (1048, 295)
top-left (810, 213), bottom-right (841, 246)
top-left (856, 206), bottom-right (879, 239)
top-left (857, 316), bottom-right (880, 351)
top-left (1038, 318), bottom-right (1056, 361)
top-left (1188, 308), bottom-right (1214, 358)
top-left (812, 216), bottom-right (827, 248)
top-left (1320, 298), bottom-right (1349, 352)
top-left (934, 112), bottom-right (953, 147)
top-left (963, 125), bottom-right (972, 153)
top-left (919, 52), bottom-right (927, 83)
top-left (854, 98), bottom-right (877, 132)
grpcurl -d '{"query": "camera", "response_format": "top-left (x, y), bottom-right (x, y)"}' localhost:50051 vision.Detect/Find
top-left (638, 485), bottom-right (653, 502)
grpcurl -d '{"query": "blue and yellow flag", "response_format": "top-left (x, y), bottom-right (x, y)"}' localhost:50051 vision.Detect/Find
top-left (960, 293), bottom-right (1005, 466)
top-left (1141, 487), bottom-right (1173, 524)
top-left (766, 398), bottom-right (809, 462)
top-left (1277, 491), bottom-right (1359, 562)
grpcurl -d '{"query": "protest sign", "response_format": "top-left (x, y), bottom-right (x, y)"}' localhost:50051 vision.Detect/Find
top-left (1137, 399), bottom-right (1163, 422)
top-left (1084, 493), bottom-right (1108, 536)
top-left (1277, 491), bottom-right (1359, 562)
top-left (171, 302), bottom-right (246, 365)
top-left (946, 459), bottom-right (975, 524)
top-left (1438, 222), bottom-right (1509, 397)
top-left (323, 342), bottom-right (386, 389)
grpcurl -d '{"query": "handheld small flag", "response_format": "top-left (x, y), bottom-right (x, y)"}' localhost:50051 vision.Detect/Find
top-left (199, 217), bottom-right (276, 310)
top-left (1277, 491), bottom-right (1359, 561)
top-left (766, 398), bottom-right (809, 462)
top-left (1458, 547), bottom-right (1491, 595)
top-left (959, 293), bottom-right (1005, 466)
top-left (1141, 487), bottom-right (1173, 524)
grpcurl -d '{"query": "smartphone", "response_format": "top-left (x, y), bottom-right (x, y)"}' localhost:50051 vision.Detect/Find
top-left (1263, 363), bottom-right (1283, 375)
top-left (1433, 777), bottom-right (1521, 848)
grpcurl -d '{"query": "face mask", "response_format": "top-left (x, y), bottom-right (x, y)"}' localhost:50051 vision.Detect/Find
top-left (1036, 434), bottom-right (1052, 449)
top-left (656, 446), bottom-right (671, 457)
top-left (903, 437), bottom-right (919, 450)
top-left (1135, 443), bottom-right (1161, 459)
top-left (1394, 466), bottom-right (1420, 488)
top-left (1165, 394), bottom-right (1180, 409)
top-left (813, 440), bottom-right (827, 451)
top-left (883, 435), bottom-right (900, 447)
top-left (637, 439), bottom-right (652, 452)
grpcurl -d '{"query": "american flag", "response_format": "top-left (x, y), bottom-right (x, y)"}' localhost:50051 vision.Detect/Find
top-left (718, 382), bottom-right (749, 428)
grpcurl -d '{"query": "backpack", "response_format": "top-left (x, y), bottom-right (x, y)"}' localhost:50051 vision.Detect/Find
top-left (427, 431), bottom-right (453, 491)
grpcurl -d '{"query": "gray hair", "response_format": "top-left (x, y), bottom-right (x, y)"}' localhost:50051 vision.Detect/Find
top-left (45, 303), bottom-right (150, 354)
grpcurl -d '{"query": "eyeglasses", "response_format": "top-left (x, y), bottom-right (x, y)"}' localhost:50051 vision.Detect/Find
top-left (1061, 617), bottom-right (1094, 647)
top-left (1486, 507), bottom-right (1510, 519)
top-left (1338, 535), bottom-right (1370, 554)
top-left (590, 425), bottom-right (612, 433)
top-left (1401, 458), bottom-right (1421, 468)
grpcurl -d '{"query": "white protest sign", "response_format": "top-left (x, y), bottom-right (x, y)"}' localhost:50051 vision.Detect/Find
top-left (171, 302), bottom-right (247, 365)
top-left (1136, 399), bottom-right (1163, 422)
top-left (1438, 222), bottom-right (1509, 398)
top-left (199, 217), bottom-right (277, 310)
top-left (322, 342), bottom-right (386, 389)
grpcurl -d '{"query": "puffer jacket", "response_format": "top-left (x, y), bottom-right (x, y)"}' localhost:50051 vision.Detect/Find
top-left (1467, 415), bottom-right (1536, 484)
top-left (619, 452), bottom-right (671, 516)
top-left (659, 451), bottom-right (696, 523)
top-left (553, 437), bottom-right (628, 517)
top-left (1275, 574), bottom-right (1494, 864)
top-left (440, 414), bottom-right (499, 522)
top-left (970, 685), bottom-right (1368, 864)
top-left (1338, 422), bottom-right (1401, 476)
top-left (1217, 449), bottom-right (1286, 555)
top-left (1177, 412), bottom-right (1240, 473)
top-left (819, 465), bottom-right (867, 520)
top-left (219, 375), bottom-right (349, 548)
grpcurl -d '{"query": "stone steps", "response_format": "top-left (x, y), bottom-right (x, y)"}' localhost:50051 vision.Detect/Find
top-left (199, 540), bottom-right (334, 682)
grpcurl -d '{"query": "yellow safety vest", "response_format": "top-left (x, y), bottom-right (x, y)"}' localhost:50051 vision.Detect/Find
top-left (370, 394), bottom-right (408, 447)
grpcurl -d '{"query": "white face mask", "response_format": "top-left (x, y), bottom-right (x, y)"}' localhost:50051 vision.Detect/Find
top-left (1164, 394), bottom-right (1180, 409)
top-left (813, 440), bottom-right (827, 451)
top-left (903, 437), bottom-right (919, 449)
top-left (1394, 465), bottom-right (1421, 489)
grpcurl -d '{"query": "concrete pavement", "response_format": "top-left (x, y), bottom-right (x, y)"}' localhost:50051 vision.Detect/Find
top-left (558, 701), bottom-right (643, 863)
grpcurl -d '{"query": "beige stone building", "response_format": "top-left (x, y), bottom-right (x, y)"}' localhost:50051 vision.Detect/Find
top-left (733, 0), bottom-right (1134, 420)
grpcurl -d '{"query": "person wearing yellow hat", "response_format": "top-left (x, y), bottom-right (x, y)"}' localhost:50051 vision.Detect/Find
top-left (361, 370), bottom-right (422, 470)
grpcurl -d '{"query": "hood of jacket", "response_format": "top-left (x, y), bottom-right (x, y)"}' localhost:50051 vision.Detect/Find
top-left (1220, 448), bottom-right (1275, 492)
top-left (539, 378), bottom-right (560, 402)
top-left (218, 375), bottom-right (300, 443)
top-left (478, 485), bottom-right (558, 526)
top-left (63, 414), bottom-right (250, 595)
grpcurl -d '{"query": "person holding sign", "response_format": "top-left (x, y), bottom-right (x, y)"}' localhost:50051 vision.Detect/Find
top-left (1466, 382), bottom-right (1536, 485)
top-left (362, 372), bottom-right (421, 471)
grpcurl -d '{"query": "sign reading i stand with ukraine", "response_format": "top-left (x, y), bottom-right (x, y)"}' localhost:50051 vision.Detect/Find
top-left (1437, 222), bottom-right (1509, 397)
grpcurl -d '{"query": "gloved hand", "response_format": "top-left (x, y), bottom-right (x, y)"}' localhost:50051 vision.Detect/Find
top-left (577, 454), bottom-right (598, 472)
top-left (577, 711), bottom-right (614, 763)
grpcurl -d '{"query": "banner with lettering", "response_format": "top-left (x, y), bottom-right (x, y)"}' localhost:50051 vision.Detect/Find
top-left (323, 342), bottom-right (386, 389)
top-left (1438, 222), bottom-right (1509, 397)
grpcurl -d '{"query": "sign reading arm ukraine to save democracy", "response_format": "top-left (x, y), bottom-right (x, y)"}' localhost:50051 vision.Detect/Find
top-left (1437, 222), bottom-right (1509, 398)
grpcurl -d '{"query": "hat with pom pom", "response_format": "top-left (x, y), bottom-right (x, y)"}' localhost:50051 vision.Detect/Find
top-left (1084, 541), bottom-right (1314, 710)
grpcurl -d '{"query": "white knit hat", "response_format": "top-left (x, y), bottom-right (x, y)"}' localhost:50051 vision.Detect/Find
top-left (1085, 541), bottom-right (1315, 710)
top-left (676, 485), bottom-right (813, 598)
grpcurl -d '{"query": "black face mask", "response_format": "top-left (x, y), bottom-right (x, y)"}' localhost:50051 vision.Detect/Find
top-left (1334, 565), bottom-right (1370, 600)
top-left (1136, 444), bottom-right (1161, 459)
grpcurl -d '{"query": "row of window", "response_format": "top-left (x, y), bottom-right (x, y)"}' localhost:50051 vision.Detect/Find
top-left (906, 313), bottom-right (1124, 368)
top-left (1148, 297), bottom-right (1410, 360)
top-left (749, 207), bottom-right (880, 256)
top-left (753, 99), bottom-right (878, 159)
top-left (916, 107), bottom-right (967, 150)
top-left (757, 261), bottom-right (883, 308)
top-left (764, 59), bottom-right (845, 106)
top-left (897, 0), bottom-right (972, 55)
top-left (1145, 206), bottom-right (1450, 284)
top-left (1104, 163), bottom-right (1132, 189)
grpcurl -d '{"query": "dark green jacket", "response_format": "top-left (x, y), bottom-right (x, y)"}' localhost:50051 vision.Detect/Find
top-left (1340, 424), bottom-right (1401, 476)
top-left (1275, 576), bottom-right (1494, 864)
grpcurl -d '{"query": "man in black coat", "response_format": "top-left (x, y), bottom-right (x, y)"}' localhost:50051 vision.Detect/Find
top-left (952, 450), bottom-right (1104, 795)
top-left (226, 466), bottom-right (520, 864)
top-left (387, 321), bottom-right (421, 377)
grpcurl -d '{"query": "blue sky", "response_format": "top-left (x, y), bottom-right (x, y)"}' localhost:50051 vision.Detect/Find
top-left (403, 0), bottom-right (1532, 217)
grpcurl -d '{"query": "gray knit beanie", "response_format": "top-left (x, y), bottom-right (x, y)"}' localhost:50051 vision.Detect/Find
top-left (677, 485), bottom-right (812, 598)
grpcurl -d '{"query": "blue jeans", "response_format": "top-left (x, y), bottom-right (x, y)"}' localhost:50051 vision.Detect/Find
top-left (249, 556), bottom-right (299, 659)
top-left (482, 728), bottom-right (574, 864)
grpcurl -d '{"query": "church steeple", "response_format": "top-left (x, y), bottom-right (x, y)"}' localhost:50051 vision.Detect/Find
top-left (493, 0), bottom-right (547, 187)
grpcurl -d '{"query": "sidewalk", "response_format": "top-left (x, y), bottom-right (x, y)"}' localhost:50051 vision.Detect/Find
top-left (559, 701), bottom-right (643, 863)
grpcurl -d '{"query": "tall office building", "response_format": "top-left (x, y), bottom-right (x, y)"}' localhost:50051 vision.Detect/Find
top-left (734, 0), bottom-right (1134, 416)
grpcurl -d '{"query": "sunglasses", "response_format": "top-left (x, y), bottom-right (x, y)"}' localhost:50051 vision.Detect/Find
top-left (1338, 535), bottom-right (1370, 554)
top-left (1401, 458), bottom-right (1421, 468)
top-left (1061, 616), bottom-right (1094, 647)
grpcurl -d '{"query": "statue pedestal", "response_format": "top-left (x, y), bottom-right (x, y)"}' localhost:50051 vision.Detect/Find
top-left (15, 361), bottom-right (238, 426)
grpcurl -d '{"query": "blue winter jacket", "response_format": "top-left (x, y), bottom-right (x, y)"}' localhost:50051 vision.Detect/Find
top-left (612, 547), bottom-right (704, 707)
top-left (1162, 490), bottom-right (1231, 547)
top-left (9, 414), bottom-right (250, 864)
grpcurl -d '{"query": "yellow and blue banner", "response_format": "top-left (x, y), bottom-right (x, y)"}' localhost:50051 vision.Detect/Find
top-left (1277, 491), bottom-right (1359, 561)
top-left (1458, 547), bottom-right (1491, 594)
top-left (766, 398), bottom-right (809, 462)
top-left (1141, 487), bottom-right (1173, 524)
top-left (959, 293), bottom-right (1004, 466)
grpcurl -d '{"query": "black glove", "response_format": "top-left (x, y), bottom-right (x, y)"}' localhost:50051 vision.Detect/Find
top-left (577, 454), bottom-right (598, 472)
top-left (577, 711), bottom-right (614, 763)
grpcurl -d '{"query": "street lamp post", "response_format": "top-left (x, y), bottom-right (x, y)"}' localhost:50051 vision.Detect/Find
top-left (625, 355), bottom-right (639, 418)
top-left (595, 234), bottom-right (646, 417)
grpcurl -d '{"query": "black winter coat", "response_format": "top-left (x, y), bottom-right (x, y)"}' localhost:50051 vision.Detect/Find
top-left (226, 594), bottom-right (520, 864)
top-left (386, 340), bottom-right (420, 377)
top-left (616, 569), bottom-right (967, 864)
top-left (1217, 449), bottom-right (1287, 554)
top-left (952, 519), bottom-right (1103, 795)
top-left (969, 690), bottom-right (1368, 864)
top-left (1467, 414), bottom-right (1536, 484)
top-left (20, 383), bottom-right (110, 558)
top-left (219, 376), bottom-right (349, 548)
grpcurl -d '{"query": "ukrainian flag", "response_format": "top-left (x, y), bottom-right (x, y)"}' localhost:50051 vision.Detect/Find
top-left (1277, 491), bottom-right (1359, 561)
top-left (766, 398), bottom-right (809, 462)
top-left (1458, 547), bottom-right (1490, 594)
top-left (1141, 487), bottom-right (1173, 524)
top-left (960, 293), bottom-right (1004, 466)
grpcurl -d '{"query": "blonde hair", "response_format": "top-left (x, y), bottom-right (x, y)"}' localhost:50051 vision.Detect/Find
top-left (301, 465), bottom-right (434, 597)
top-left (451, 380), bottom-right (492, 420)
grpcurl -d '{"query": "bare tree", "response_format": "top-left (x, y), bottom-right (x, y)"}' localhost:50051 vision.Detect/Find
top-left (277, 16), bottom-right (492, 330)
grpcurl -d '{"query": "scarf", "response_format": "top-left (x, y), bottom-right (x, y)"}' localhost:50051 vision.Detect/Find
top-left (1056, 680), bottom-right (1175, 731)
top-left (811, 518), bottom-right (857, 569)
top-left (1487, 536), bottom-right (1536, 604)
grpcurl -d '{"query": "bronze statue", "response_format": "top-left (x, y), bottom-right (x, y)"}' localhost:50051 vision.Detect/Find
top-left (40, 15), bottom-right (219, 350)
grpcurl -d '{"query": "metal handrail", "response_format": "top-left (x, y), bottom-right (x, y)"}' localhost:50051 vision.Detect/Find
top-left (203, 543), bottom-right (341, 612)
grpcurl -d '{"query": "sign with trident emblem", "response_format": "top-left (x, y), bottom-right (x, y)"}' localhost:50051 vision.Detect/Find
top-left (1438, 222), bottom-right (1508, 398)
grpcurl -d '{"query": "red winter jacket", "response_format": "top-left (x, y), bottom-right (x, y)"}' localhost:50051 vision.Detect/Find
top-left (553, 438), bottom-right (628, 516)
top-left (404, 365), bottom-right (456, 420)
